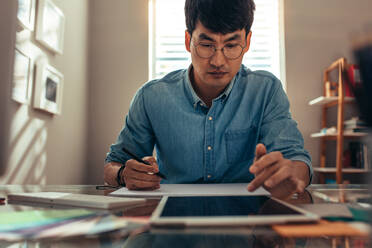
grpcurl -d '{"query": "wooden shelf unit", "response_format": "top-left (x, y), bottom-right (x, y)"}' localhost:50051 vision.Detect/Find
top-left (309, 58), bottom-right (370, 184)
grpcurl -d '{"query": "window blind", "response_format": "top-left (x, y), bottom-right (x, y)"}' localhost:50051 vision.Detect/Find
top-left (150, 0), bottom-right (282, 82)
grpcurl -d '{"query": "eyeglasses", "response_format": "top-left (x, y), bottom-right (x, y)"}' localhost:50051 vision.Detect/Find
top-left (192, 41), bottom-right (246, 60)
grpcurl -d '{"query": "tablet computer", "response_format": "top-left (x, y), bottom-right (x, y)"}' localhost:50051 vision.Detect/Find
top-left (150, 195), bottom-right (319, 227)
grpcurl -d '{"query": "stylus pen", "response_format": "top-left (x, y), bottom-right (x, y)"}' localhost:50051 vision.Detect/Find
top-left (122, 147), bottom-right (167, 179)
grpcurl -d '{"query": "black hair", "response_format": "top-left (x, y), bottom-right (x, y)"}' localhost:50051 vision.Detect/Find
top-left (185, 0), bottom-right (255, 36)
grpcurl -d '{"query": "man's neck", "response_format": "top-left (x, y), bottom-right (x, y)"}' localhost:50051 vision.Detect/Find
top-left (189, 68), bottom-right (227, 108)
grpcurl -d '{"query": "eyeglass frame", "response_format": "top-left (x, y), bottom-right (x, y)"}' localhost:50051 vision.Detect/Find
top-left (191, 40), bottom-right (247, 60)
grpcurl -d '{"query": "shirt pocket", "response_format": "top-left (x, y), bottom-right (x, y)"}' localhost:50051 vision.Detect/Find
top-left (225, 126), bottom-right (257, 165)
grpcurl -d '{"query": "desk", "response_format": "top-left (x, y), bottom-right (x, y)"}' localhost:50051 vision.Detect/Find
top-left (0, 184), bottom-right (370, 248)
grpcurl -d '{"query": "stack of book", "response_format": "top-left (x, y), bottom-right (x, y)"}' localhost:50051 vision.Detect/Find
top-left (344, 141), bottom-right (371, 170)
top-left (344, 117), bottom-right (370, 133)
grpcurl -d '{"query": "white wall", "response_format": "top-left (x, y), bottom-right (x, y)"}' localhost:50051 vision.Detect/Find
top-left (86, 0), bottom-right (149, 184)
top-left (0, 0), bottom-right (89, 184)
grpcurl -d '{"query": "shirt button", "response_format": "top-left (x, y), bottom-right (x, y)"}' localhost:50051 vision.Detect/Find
top-left (208, 116), bottom-right (213, 121)
top-left (207, 146), bottom-right (212, 150)
top-left (207, 174), bottom-right (212, 178)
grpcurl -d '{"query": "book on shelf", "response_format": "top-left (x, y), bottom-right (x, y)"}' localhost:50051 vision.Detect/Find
top-left (344, 117), bottom-right (370, 133)
top-left (344, 117), bottom-right (367, 127)
top-left (345, 127), bottom-right (371, 133)
top-left (347, 141), bottom-right (371, 170)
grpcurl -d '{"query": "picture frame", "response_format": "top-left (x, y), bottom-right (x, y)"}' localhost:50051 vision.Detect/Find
top-left (35, 0), bottom-right (65, 54)
top-left (33, 61), bottom-right (64, 115)
top-left (17, 0), bottom-right (36, 31)
top-left (12, 47), bottom-right (33, 104)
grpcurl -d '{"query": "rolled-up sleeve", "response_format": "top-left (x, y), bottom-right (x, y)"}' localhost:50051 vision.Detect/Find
top-left (258, 79), bottom-right (313, 183)
top-left (105, 86), bottom-right (155, 165)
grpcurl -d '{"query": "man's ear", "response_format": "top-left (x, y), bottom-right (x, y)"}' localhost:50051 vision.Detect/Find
top-left (243, 31), bottom-right (252, 53)
top-left (185, 30), bottom-right (191, 52)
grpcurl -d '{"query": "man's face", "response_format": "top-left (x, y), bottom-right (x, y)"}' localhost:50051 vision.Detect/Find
top-left (185, 21), bottom-right (252, 92)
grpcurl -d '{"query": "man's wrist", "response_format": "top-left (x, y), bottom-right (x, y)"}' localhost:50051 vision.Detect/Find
top-left (104, 162), bottom-right (125, 186)
top-left (116, 165), bottom-right (126, 186)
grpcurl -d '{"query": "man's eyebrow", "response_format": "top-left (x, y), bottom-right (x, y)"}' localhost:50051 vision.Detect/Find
top-left (198, 33), bottom-right (215, 42)
top-left (197, 33), bottom-right (243, 43)
top-left (224, 34), bottom-right (242, 42)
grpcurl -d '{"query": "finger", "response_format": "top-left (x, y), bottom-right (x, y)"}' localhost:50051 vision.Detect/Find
top-left (254, 143), bottom-right (267, 162)
top-left (126, 159), bottom-right (157, 173)
top-left (126, 178), bottom-right (160, 190)
top-left (123, 167), bottom-right (161, 182)
top-left (247, 163), bottom-right (279, 192)
top-left (132, 184), bottom-right (160, 191)
top-left (143, 156), bottom-right (159, 173)
top-left (250, 151), bottom-right (282, 174)
top-left (292, 177), bottom-right (306, 194)
top-left (143, 156), bottom-right (156, 164)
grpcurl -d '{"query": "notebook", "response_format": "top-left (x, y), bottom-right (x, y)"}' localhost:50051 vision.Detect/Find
top-left (7, 192), bottom-right (146, 210)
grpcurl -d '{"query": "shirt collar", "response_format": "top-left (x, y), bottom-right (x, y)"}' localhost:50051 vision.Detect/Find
top-left (184, 65), bottom-right (237, 108)
top-left (185, 65), bottom-right (203, 108)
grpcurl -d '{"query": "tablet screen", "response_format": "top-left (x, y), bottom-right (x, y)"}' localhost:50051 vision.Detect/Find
top-left (160, 196), bottom-right (301, 217)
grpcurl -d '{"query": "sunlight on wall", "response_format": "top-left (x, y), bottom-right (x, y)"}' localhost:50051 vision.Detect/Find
top-left (0, 29), bottom-right (49, 185)
top-left (0, 104), bottom-right (48, 184)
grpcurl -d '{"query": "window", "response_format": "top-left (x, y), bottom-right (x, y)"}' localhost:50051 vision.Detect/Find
top-left (149, 0), bottom-right (285, 87)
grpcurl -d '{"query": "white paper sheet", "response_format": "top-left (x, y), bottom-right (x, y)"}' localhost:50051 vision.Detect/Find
top-left (110, 183), bottom-right (269, 198)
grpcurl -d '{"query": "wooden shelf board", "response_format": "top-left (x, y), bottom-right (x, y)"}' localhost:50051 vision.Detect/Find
top-left (308, 96), bottom-right (355, 106)
top-left (311, 132), bottom-right (368, 138)
top-left (314, 167), bottom-right (371, 173)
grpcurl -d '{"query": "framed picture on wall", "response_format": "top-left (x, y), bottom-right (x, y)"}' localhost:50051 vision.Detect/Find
top-left (12, 47), bottom-right (33, 104)
top-left (35, 0), bottom-right (65, 54)
top-left (17, 0), bottom-right (36, 31)
top-left (33, 61), bottom-right (64, 115)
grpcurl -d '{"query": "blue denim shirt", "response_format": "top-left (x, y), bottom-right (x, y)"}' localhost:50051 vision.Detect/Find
top-left (106, 65), bottom-right (312, 184)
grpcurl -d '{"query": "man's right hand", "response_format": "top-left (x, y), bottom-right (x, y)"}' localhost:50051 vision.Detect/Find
top-left (122, 156), bottom-right (161, 190)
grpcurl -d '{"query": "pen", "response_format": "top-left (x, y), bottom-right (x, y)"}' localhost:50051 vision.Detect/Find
top-left (96, 185), bottom-right (120, 190)
top-left (122, 147), bottom-right (167, 179)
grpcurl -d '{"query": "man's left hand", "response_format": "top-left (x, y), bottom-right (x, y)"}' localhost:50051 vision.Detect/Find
top-left (247, 143), bottom-right (310, 199)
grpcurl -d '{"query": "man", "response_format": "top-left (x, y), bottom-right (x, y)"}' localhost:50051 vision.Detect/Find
top-left (104, 0), bottom-right (312, 198)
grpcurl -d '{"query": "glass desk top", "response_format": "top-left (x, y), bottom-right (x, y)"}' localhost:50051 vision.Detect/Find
top-left (0, 184), bottom-right (370, 248)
